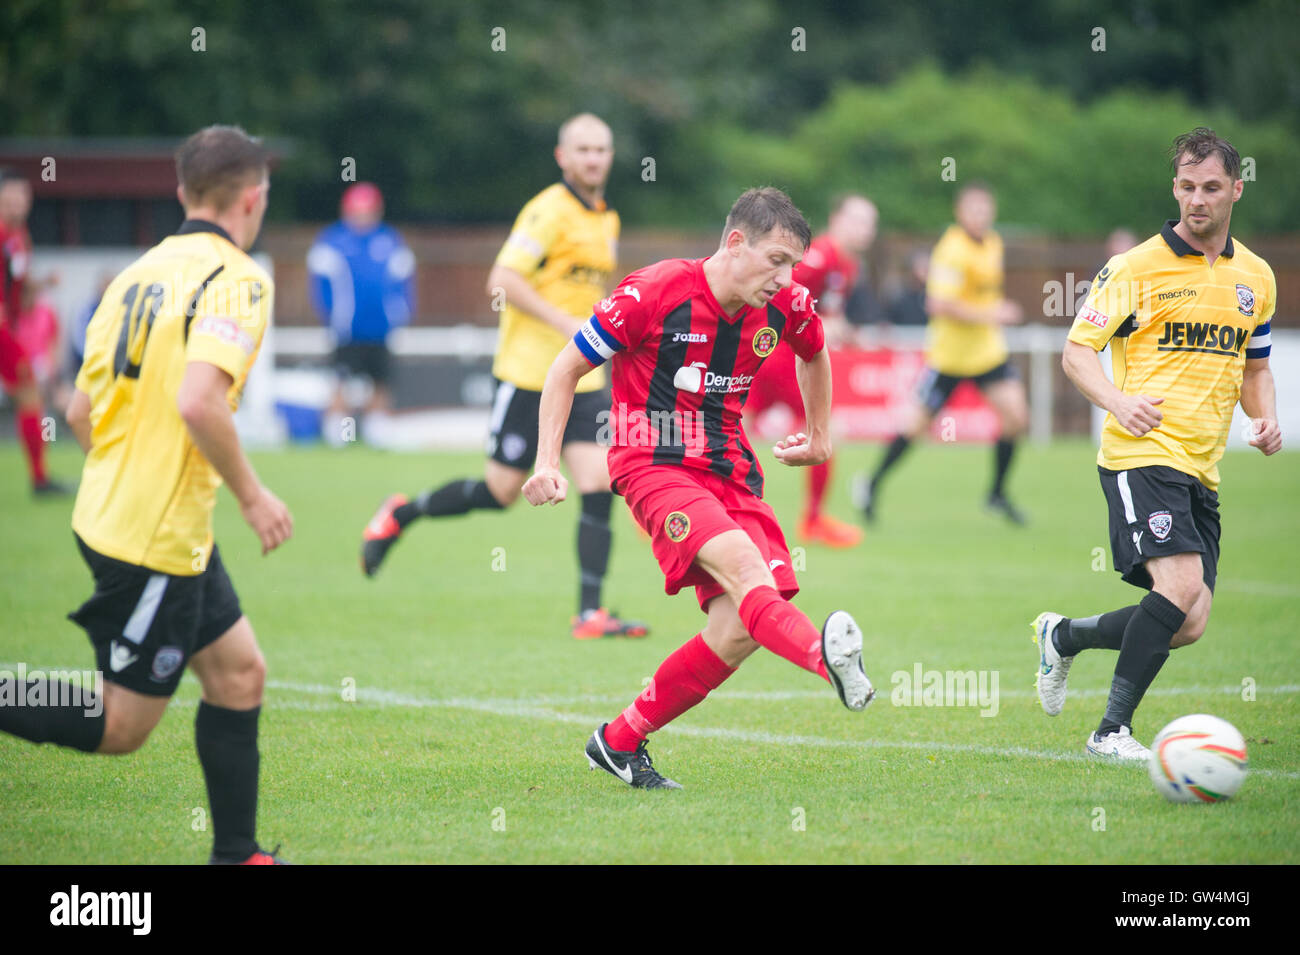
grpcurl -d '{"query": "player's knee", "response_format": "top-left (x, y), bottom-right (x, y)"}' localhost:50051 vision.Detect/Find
top-left (98, 713), bottom-right (154, 755)
top-left (229, 648), bottom-right (267, 705)
top-left (731, 553), bottom-right (776, 598)
top-left (483, 470), bottom-right (523, 507)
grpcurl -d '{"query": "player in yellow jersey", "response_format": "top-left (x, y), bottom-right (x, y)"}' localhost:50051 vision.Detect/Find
top-left (360, 113), bottom-right (648, 639)
top-left (0, 126), bottom-right (294, 863)
top-left (1032, 129), bottom-right (1280, 762)
top-left (855, 182), bottom-right (1030, 524)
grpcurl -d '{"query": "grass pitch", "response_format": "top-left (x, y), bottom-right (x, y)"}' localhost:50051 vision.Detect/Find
top-left (1, 438), bottom-right (1297, 864)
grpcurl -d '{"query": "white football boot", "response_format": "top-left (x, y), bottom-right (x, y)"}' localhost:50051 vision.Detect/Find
top-left (821, 611), bottom-right (875, 711)
top-left (1086, 726), bottom-right (1152, 763)
top-left (1031, 611), bottom-right (1073, 716)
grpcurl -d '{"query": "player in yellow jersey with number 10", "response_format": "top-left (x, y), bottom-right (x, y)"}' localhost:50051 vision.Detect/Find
top-left (0, 126), bottom-right (293, 864)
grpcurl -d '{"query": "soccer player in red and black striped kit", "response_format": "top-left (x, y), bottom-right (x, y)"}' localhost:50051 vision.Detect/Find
top-left (524, 188), bottom-right (875, 788)
top-left (0, 170), bottom-right (67, 495)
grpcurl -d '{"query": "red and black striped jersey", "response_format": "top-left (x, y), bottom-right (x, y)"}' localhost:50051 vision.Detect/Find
top-left (0, 223), bottom-right (32, 326)
top-left (574, 257), bottom-right (824, 498)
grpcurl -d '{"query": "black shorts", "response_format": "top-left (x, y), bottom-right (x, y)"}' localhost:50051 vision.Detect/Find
top-left (485, 378), bottom-right (608, 470)
top-left (67, 536), bottom-right (244, 697)
top-left (1098, 465), bottom-right (1220, 592)
top-left (335, 341), bottom-right (392, 385)
top-left (916, 360), bottom-right (1018, 415)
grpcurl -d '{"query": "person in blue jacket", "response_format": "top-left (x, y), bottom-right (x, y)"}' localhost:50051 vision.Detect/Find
top-left (308, 182), bottom-right (416, 446)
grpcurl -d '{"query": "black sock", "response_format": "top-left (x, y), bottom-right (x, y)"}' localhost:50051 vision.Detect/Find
top-left (0, 675), bottom-right (105, 752)
top-left (578, 492), bottom-right (613, 614)
top-left (1053, 606), bottom-right (1139, 656)
top-left (196, 701), bottom-right (261, 862)
top-left (991, 439), bottom-right (1016, 498)
top-left (871, 435), bottom-right (912, 488)
top-left (394, 479), bottom-right (504, 527)
top-left (1097, 592), bottom-right (1185, 737)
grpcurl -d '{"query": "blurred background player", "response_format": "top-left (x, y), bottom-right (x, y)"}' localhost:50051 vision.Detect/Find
top-left (360, 113), bottom-right (648, 639)
top-left (1, 169), bottom-right (69, 495)
top-left (747, 193), bottom-right (878, 547)
top-left (14, 278), bottom-right (70, 416)
top-left (308, 181), bottom-right (416, 447)
top-left (1035, 129), bottom-right (1279, 761)
top-left (0, 126), bottom-right (293, 863)
top-left (855, 182), bottom-right (1029, 524)
top-left (523, 187), bottom-right (874, 789)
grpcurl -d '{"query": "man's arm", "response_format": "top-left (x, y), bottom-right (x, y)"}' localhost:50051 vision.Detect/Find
top-left (176, 361), bottom-right (292, 554)
top-left (522, 341), bottom-right (591, 505)
top-left (487, 264), bottom-right (583, 339)
top-left (925, 295), bottom-right (1021, 325)
top-left (66, 388), bottom-right (92, 453)
top-left (774, 348), bottom-right (833, 466)
top-left (1061, 340), bottom-right (1164, 437)
top-left (1240, 357), bottom-right (1282, 455)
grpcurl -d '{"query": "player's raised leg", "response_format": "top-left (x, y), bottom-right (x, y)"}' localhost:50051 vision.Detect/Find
top-left (855, 392), bottom-right (932, 522)
top-left (982, 375), bottom-right (1029, 524)
top-left (562, 438), bottom-right (648, 638)
top-left (188, 615), bottom-right (284, 864)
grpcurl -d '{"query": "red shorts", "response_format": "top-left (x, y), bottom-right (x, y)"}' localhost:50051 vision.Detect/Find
top-left (0, 322), bottom-right (33, 390)
top-left (618, 465), bottom-right (799, 610)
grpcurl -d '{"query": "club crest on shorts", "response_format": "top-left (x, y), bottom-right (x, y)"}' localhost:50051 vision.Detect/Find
top-left (665, 511), bottom-right (691, 543)
top-left (151, 646), bottom-right (184, 681)
top-left (1147, 510), bottom-right (1173, 541)
top-left (1236, 284), bottom-right (1255, 317)
top-left (500, 432), bottom-right (527, 462)
top-left (752, 326), bottom-right (779, 358)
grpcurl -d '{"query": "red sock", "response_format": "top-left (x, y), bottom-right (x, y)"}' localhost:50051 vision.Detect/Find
top-left (805, 458), bottom-right (831, 522)
top-left (738, 585), bottom-right (829, 681)
top-left (604, 634), bottom-right (736, 751)
top-left (17, 409), bottom-right (47, 485)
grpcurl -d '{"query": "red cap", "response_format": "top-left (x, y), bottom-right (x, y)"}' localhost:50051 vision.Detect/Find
top-left (341, 182), bottom-right (383, 217)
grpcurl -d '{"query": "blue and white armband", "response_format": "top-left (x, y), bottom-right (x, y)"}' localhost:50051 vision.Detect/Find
top-left (573, 314), bottom-right (624, 367)
top-left (1245, 320), bottom-right (1271, 360)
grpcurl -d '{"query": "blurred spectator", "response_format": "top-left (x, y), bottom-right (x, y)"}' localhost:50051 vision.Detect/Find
top-left (13, 281), bottom-right (69, 414)
top-left (307, 182), bottom-right (416, 447)
top-left (886, 248), bottom-right (931, 327)
top-left (1105, 227), bottom-right (1139, 260)
top-left (1, 168), bottom-right (68, 494)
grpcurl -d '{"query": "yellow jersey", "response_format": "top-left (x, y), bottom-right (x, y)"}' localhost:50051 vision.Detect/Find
top-left (72, 220), bottom-right (273, 574)
top-left (1068, 221), bottom-right (1275, 490)
top-left (925, 224), bottom-right (1009, 376)
top-left (491, 181), bottom-right (617, 393)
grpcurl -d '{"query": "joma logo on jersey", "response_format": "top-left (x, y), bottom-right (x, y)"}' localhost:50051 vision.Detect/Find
top-left (1155, 321), bottom-right (1248, 355)
top-left (672, 332), bottom-right (708, 343)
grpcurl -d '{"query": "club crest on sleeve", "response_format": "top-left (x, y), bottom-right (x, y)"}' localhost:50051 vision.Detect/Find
top-left (1147, 511), bottom-right (1173, 541)
top-left (665, 511), bottom-right (691, 543)
top-left (752, 326), bottom-right (779, 358)
top-left (1236, 284), bottom-right (1255, 317)
top-left (151, 646), bottom-right (184, 681)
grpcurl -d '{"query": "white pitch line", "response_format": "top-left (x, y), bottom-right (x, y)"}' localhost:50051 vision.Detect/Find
top-left (263, 679), bottom-right (1300, 780)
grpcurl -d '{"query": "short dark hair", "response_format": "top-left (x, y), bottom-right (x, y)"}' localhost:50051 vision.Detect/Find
top-left (175, 125), bottom-right (268, 212)
top-left (722, 187), bottom-right (811, 250)
top-left (1170, 127), bottom-right (1240, 180)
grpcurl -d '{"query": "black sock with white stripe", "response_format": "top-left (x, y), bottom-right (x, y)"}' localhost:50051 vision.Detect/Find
top-left (0, 678), bottom-right (105, 752)
top-left (1053, 606), bottom-right (1138, 656)
top-left (196, 701), bottom-right (261, 862)
top-left (578, 492), bottom-right (613, 614)
top-left (394, 479), bottom-right (503, 527)
top-left (1097, 592), bottom-right (1185, 737)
